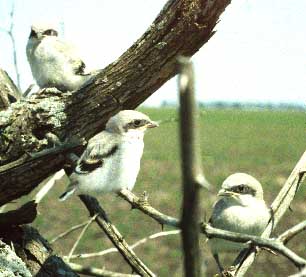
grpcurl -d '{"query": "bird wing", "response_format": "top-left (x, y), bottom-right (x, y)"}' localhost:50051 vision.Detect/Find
top-left (53, 39), bottom-right (88, 75)
top-left (74, 132), bottom-right (119, 174)
top-left (208, 199), bottom-right (226, 225)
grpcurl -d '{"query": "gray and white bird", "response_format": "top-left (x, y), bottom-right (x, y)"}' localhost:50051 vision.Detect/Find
top-left (26, 22), bottom-right (92, 91)
top-left (208, 173), bottom-right (270, 273)
top-left (59, 110), bottom-right (158, 201)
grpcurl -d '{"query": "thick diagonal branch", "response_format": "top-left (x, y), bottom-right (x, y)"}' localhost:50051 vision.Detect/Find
top-left (0, 0), bottom-right (231, 205)
top-left (79, 195), bottom-right (155, 277)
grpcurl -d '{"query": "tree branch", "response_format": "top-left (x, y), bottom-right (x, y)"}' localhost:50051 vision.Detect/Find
top-left (201, 224), bottom-right (306, 269)
top-left (0, 225), bottom-right (78, 276)
top-left (278, 220), bottom-right (306, 245)
top-left (0, 68), bottom-right (21, 110)
top-left (67, 262), bottom-right (140, 277)
top-left (118, 189), bottom-right (180, 228)
top-left (66, 214), bottom-right (97, 262)
top-left (50, 220), bottom-right (89, 244)
top-left (0, 0), bottom-right (231, 205)
top-left (118, 189), bottom-right (306, 271)
top-left (178, 56), bottom-right (208, 277)
top-left (79, 195), bottom-right (156, 277)
top-left (66, 230), bottom-right (181, 260)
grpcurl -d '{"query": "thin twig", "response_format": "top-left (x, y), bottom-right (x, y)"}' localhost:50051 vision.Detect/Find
top-left (66, 230), bottom-right (181, 260)
top-left (67, 262), bottom-right (140, 277)
top-left (279, 220), bottom-right (306, 244)
top-left (118, 189), bottom-right (180, 228)
top-left (50, 221), bottom-right (89, 244)
top-left (117, 189), bottom-right (306, 270)
top-left (0, 1), bottom-right (21, 91)
top-left (79, 195), bottom-right (155, 277)
top-left (202, 223), bottom-right (306, 269)
top-left (66, 214), bottom-right (98, 262)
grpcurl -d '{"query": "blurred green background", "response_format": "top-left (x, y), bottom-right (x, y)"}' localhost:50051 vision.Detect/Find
top-left (23, 107), bottom-right (305, 276)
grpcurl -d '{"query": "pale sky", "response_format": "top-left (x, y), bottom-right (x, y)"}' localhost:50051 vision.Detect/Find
top-left (0, 0), bottom-right (305, 106)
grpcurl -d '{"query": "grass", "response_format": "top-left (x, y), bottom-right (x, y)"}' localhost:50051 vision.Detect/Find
top-left (28, 107), bottom-right (305, 276)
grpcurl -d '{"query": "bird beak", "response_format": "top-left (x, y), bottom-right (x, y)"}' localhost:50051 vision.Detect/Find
top-left (217, 189), bottom-right (235, 197)
top-left (29, 29), bottom-right (38, 39)
top-left (146, 121), bottom-right (159, 128)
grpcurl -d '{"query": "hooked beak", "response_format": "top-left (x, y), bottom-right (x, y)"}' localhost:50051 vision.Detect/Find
top-left (29, 29), bottom-right (38, 39)
top-left (146, 120), bottom-right (159, 128)
top-left (217, 189), bottom-right (237, 197)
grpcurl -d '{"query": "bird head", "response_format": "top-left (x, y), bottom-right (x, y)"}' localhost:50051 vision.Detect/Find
top-left (28, 22), bottom-right (58, 41)
top-left (217, 173), bottom-right (264, 206)
top-left (105, 110), bottom-right (159, 135)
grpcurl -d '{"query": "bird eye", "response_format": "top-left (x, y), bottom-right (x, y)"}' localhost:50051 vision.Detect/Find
top-left (238, 185), bottom-right (249, 194)
top-left (133, 120), bottom-right (142, 127)
top-left (43, 29), bottom-right (58, 36)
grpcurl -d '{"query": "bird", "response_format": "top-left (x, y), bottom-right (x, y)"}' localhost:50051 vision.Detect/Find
top-left (26, 22), bottom-right (92, 92)
top-left (59, 110), bottom-right (158, 201)
top-left (208, 173), bottom-right (270, 273)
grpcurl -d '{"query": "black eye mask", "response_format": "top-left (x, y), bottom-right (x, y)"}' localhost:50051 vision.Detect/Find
top-left (43, 29), bottom-right (58, 36)
top-left (230, 185), bottom-right (256, 196)
top-left (123, 119), bottom-right (148, 131)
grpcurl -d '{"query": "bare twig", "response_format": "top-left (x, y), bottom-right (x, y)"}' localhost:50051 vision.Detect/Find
top-left (178, 56), bottom-right (208, 277)
top-left (231, 151), bottom-right (306, 276)
top-left (66, 214), bottom-right (97, 262)
top-left (67, 230), bottom-right (181, 260)
top-left (117, 189), bottom-right (306, 271)
top-left (79, 195), bottom-right (155, 277)
top-left (118, 189), bottom-right (180, 228)
top-left (279, 220), bottom-right (306, 245)
top-left (50, 220), bottom-right (89, 244)
top-left (201, 223), bottom-right (306, 269)
top-left (67, 262), bottom-right (140, 277)
top-left (0, 1), bottom-right (21, 91)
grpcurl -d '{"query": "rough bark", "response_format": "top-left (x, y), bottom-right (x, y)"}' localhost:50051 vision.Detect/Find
top-left (0, 225), bottom-right (79, 276)
top-left (0, 68), bottom-right (21, 110)
top-left (0, 0), bottom-right (231, 204)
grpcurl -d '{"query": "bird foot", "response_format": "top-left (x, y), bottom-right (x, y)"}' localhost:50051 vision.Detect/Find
top-left (139, 191), bottom-right (149, 204)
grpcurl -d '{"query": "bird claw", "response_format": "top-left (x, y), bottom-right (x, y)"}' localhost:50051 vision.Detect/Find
top-left (139, 191), bottom-right (149, 205)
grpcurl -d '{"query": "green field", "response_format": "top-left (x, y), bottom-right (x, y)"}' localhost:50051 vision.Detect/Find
top-left (31, 108), bottom-right (305, 276)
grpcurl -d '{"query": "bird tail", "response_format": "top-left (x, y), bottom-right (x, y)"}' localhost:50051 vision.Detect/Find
top-left (59, 184), bottom-right (76, 201)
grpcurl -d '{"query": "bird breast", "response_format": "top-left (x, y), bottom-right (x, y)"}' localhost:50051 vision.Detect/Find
top-left (209, 198), bottom-right (270, 253)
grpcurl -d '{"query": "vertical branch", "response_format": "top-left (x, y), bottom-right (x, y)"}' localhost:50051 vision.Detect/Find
top-left (178, 56), bottom-right (209, 277)
top-left (8, 1), bottom-right (21, 91)
top-left (0, 1), bottom-right (22, 92)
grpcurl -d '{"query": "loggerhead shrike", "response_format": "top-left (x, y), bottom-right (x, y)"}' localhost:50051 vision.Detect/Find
top-left (208, 173), bottom-right (270, 273)
top-left (59, 110), bottom-right (158, 201)
top-left (26, 22), bottom-right (92, 92)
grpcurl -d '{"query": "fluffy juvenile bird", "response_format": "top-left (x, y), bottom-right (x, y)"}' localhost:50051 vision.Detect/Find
top-left (208, 173), bottom-right (270, 273)
top-left (59, 110), bottom-right (158, 201)
top-left (26, 22), bottom-right (92, 91)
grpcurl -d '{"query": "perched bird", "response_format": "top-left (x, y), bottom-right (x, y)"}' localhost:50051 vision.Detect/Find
top-left (208, 173), bottom-right (270, 273)
top-left (59, 110), bottom-right (158, 201)
top-left (26, 22), bottom-right (92, 91)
